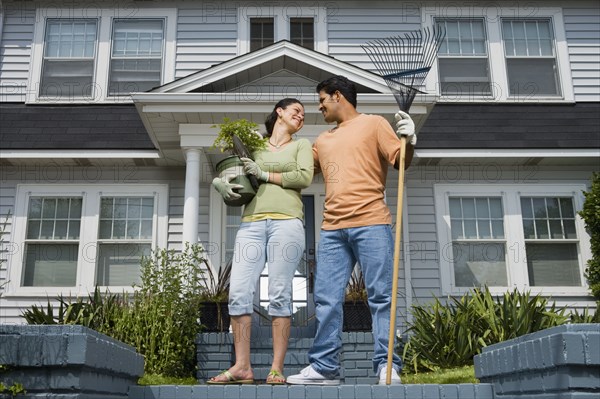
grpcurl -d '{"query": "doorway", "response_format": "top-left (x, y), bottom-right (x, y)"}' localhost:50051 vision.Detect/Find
top-left (224, 191), bottom-right (324, 339)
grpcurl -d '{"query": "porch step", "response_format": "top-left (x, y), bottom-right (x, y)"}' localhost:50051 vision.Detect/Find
top-left (196, 332), bottom-right (381, 384)
top-left (128, 383), bottom-right (496, 399)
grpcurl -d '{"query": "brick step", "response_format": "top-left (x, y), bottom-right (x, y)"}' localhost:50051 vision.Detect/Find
top-left (128, 383), bottom-right (495, 399)
top-left (196, 332), bottom-right (381, 383)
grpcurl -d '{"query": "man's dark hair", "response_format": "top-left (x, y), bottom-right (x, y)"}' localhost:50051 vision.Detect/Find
top-left (316, 75), bottom-right (357, 108)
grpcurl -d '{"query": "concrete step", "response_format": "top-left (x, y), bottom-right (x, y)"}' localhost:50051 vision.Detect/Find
top-left (128, 383), bottom-right (496, 399)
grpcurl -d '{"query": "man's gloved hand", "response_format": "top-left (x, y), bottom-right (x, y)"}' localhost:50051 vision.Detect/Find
top-left (212, 175), bottom-right (243, 200)
top-left (240, 157), bottom-right (269, 182)
top-left (394, 110), bottom-right (416, 145)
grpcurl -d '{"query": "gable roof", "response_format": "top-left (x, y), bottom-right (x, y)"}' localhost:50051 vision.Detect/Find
top-left (150, 40), bottom-right (390, 94)
top-left (132, 40), bottom-right (435, 166)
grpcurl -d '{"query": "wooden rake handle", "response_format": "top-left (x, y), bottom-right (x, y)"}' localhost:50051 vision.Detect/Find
top-left (386, 135), bottom-right (406, 385)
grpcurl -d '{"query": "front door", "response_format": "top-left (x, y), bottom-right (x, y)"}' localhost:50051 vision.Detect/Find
top-left (251, 194), bottom-right (319, 339)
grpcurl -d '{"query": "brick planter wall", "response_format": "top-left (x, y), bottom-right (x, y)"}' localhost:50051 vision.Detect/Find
top-left (0, 324), bottom-right (144, 399)
top-left (341, 332), bottom-right (378, 384)
top-left (195, 333), bottom-right (235, 383)
top-left (474, 323), bottom-right (600, 399)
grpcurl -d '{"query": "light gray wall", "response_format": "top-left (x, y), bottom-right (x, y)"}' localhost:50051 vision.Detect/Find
top-left (564, 5), bottom-right (600, 102)
top-left (1, 1), bottom-right (598, 101)
top-left (175, 5), bottom-right (238, 79)
top-left (0, 2), bottom-right (35, 103)
top-left (326, 2), bottom-right (421, 70)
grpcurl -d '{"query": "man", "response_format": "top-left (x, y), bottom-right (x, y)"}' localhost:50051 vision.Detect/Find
top-left (287, 75), bottom-right (415, 385)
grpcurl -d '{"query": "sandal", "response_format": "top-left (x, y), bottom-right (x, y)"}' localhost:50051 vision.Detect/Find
top-left (207, 370), bottom-right (254, 385)
top-left (266, 370), bottom-right (286, 385)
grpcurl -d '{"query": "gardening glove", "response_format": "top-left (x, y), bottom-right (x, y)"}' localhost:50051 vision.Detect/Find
top-left (394, 110), bottom-right (417, 145)
top-left (212, 175), bottom-right (243, 201)
top-left (240, 157), bottom-right (269, 182)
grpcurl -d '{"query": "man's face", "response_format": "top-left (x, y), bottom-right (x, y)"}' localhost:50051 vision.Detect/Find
top-left (318, 90), bottom-right (340, 123)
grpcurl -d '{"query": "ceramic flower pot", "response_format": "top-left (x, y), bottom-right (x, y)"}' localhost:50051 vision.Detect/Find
top-left (215, 155), bottom-right (257, 207)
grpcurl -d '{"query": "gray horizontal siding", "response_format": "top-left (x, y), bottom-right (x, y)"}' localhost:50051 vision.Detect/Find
top-left (564, 6), bottom-right (600, 102)
top-left (0, 4), bottom-right (34, 102)
top-left (327, 3), bottom-right (421, 70)
top-left (175, 8), bottom-right (238, 79)
top-left (0, 182), bottom-right (16, 301)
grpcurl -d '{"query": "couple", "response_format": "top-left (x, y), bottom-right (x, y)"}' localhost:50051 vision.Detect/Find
top-left (209, 75), bottom-right (415, 385)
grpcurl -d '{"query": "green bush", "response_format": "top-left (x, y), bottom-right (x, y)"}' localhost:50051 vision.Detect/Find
top-left (579, 172), bottom-right (600, 299)
top-left (402, 286), bottom-right (568, 372)
top-left (211, 117), bottom-right (267, 154)
top-left (22, 244), bottom-right (209, 378)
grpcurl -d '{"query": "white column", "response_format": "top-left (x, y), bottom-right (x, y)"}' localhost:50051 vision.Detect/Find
top-left (182, 148), bottom-right (201, 246)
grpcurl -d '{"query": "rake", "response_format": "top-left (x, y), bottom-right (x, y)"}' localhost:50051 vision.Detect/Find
top-left (361, 26), bottom-right (445, 385)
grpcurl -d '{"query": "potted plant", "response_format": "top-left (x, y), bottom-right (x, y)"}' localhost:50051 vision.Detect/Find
top-left (212, 118), bottom-right (267, 207)
top-left (199, 259), bottom-right (233, 332)
top-left (343, 268), bottom-right (372, 331)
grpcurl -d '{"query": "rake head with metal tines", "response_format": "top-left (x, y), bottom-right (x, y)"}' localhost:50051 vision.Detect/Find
top-left (361, 26), bottom-right (446, 112)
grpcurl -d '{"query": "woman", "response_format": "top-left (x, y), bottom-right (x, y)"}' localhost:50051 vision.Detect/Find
top-left (208, 98), bottom-right (313, 385)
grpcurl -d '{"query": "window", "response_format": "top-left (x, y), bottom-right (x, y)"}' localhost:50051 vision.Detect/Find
top-left (424, 7), bottom-right (573, 102)
top-left (249, 17), bottom-right (315, 52)
top-left (502, 19), bottom-right (560, 96)
top-left (520, 197), bottom-right (580, 286)
top-left (8, 185), bottom-right (168, 296)
top-left (250, 18), bottom-right (275, 51)
top-left (40, 20), bottom-right (98, 98)
top-left (238, 6), bottom-right (326, 54)
top-left (449, 197), bottom-right (507, 287)
top-left (96, 197), bottom-right (154, 286)
top-left (290, 18), bottom-right (314, 50)
top-left (435, 185), bottom-right (590, 295)
top-left (109, 19), bottom-right (164, 95)
top-left (23, 197), bottom-right (82, 286)
top-left (436, 19), bottom-right (491, 96)
top-left (30, 8), bottom-right (175, 103)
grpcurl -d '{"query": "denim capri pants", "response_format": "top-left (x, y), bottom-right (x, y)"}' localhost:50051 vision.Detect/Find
top-left (228, 218), bottom-right (305, 317)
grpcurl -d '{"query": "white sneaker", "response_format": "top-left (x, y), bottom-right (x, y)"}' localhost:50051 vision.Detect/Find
top-left (286, 365), bottom-right (341, 385)
top-left (378, 365), bottom-right (402, 385)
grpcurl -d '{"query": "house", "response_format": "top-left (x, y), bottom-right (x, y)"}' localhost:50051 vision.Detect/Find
top-left (0, 0), bottom-right (598, 337)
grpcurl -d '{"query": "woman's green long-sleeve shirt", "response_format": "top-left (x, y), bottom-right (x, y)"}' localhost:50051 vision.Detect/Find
top-left (242, 138), bottom-right (314, 220)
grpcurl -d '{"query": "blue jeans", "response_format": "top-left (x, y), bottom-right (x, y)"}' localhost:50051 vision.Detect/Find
top-left (228, 218), bottom-right (305, 317)
top-left (308, 224), bottom-right (402, 378)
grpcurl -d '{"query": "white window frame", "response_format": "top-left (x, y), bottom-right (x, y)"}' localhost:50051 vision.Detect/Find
top-left (423, 6), bottom-right (574, 102)
top-left (27, 8), bottom-right (176, 104)
top-left (237, 6), bottom-right (327, 54)
top-left (434, 18), bottom-right (493, 99)
top-left (434, 183), bottom-right (591, 296)
top-left (5, 184), bottom-right (169, 297)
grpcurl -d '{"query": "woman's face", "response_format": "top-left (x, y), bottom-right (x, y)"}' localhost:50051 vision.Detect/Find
top-left (278, 102), bottom-right (305, 133)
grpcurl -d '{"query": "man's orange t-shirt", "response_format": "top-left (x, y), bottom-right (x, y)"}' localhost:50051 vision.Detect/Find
top-left (313, 113), bottom-right (401, 230)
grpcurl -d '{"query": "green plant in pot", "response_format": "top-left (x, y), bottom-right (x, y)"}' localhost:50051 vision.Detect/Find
top-left (212, 118), bottom-right (267, 207)
top-left (343, 267), bottom-right (372, 331)
top-left (199, 259), bottom-right (233, 332)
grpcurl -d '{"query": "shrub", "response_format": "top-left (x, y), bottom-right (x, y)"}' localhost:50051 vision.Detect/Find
top-left (579, 172), bottom-right (600, 299)
top-left (211, 117), bottom-right (267, 155)
top-left (402, 286), bottom-right (568, 372)
top-left (22, 243), bottom-right (209, 378)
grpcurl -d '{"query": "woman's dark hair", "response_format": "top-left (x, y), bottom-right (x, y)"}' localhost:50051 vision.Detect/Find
top-left (316, 75), bottom-right (357, 108)
top-left (264, 98), bottom-right (304, 137)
